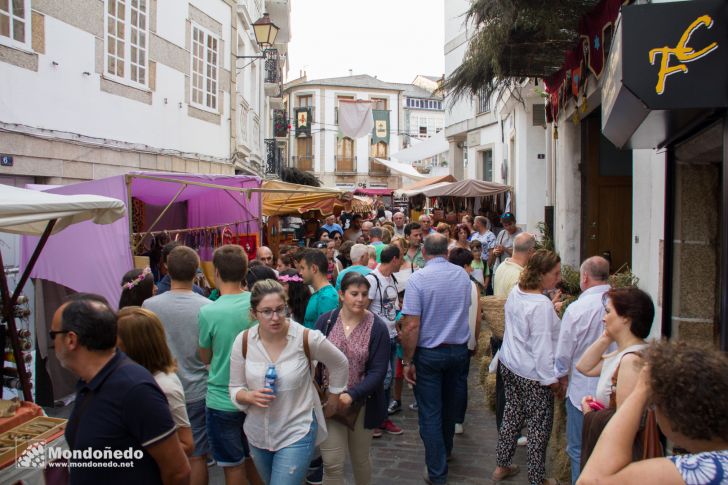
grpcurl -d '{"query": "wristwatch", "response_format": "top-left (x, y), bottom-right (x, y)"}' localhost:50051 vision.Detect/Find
top-left (402, 361), bottom-right (412, 367)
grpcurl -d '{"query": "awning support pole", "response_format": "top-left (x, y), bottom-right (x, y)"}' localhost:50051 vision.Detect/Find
top-left (0, 218), bottom-right (57, 402)
top-left (133, 184), bottom-right (187, 253)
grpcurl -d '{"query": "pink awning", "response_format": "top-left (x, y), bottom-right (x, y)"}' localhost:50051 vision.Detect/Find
top-left (354, 188), bottom-right (394, 196)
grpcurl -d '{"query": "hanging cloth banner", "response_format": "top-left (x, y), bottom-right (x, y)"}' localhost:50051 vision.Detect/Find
top-left (338, 100), bottom-right (373, 139)
top-left (294, 107), bottom-right (311, 137)
top-left (371, 110), bottom-right (390, 145)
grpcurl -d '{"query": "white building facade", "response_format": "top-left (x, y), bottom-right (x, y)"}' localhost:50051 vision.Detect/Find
top-left (284, 74), bottom-right (403, 189)
top-left (443, 0), bottom-right (548, 233)
top-left (0, 0), bottom-right (290, 185)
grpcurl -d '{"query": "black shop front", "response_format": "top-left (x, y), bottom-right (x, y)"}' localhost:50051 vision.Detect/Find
top-left (601, 0), bottom-right (728, 349)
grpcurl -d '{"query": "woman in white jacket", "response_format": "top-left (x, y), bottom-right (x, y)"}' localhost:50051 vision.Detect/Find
top-left (492, 249), bottom-right (562, 485)
top-left (229, 279), bottom-right (349, 485)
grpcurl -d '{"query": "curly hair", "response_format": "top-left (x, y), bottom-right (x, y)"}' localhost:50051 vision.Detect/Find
top-left (647, 341), bottom-right (728, 442)
top-left (519, 249), bottom-right (560, 290)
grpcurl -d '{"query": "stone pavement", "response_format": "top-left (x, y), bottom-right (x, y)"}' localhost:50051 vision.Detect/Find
top-left (364, 357), bottom-right (530, 485)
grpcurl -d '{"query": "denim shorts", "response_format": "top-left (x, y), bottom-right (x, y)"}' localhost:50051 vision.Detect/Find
top-left (206, 407), bottom-right (250, 467)
top-left (186, 399), bottom-right (209, 457)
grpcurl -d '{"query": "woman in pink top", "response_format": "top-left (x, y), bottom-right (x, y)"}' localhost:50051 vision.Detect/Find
top-left (315, 272), bottom-right (390, 485)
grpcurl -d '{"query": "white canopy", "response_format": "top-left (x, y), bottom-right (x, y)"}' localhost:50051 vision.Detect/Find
top-left (390, 132), bottom-right (449, 164)
top-left (0, 184), bottom-right (126, 236)
top-left (394, 181), bottom-right (452, 197)
top-left (372, 158), bottom-right (429, 180)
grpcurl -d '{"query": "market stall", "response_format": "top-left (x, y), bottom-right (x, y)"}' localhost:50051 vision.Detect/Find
top-left (421, 179), bottom-right (512, 223)
top-left (393, 174), bottom-right (458, 221)
top-left (21, 173), bottom-right (261, 406)
top-left (0, 183), bottom-right (125, 404)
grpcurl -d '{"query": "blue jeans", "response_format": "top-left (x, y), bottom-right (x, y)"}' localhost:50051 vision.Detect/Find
top-left (413, 344), bottom-right (470, 485)
top-left (566, 399), bottom-right (584, 485)
top-left (250, 418), bottom-right (317, 485)
top-left (186, 399), bottom-right (209, 457)
top-left (206, 408), bottom-right (250, 467)
top-left (383, 336), bottom-right (398, 404)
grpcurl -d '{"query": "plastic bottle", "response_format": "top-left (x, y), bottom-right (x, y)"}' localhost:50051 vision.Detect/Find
top-left (264, 364), bottom-right (277, 396)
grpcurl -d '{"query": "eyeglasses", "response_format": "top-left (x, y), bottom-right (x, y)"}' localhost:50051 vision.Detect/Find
top-left (255, 306), bottom-right (290, 319)
top-left (333, 236), bottom-right (342, 240)
top-left (49, 329), bottom-right (70, 340)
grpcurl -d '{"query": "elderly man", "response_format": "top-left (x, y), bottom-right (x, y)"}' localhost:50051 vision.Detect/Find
top-left (493, 232), bottom-right (536, 296)
top-left (418, 214), bottom-right (436, 235)
top-left (392, 211), bottom-right (406, 237)
top-left (320, 214), bottom-right (343, 237)
top-left (255, 246), bottom-right (275, 269)
top-left (554, 256), bottom-right (611, 484)
top-left (489, 212), bottom-right (523, 272)
top-left (401, 234), bottom-right (471, 485)
top-left (51, 295), bottom-right (190, 484)
top-left (335, 243), bottom-right (371, 290)
top-left (361, 220), bottom-right (374, 243)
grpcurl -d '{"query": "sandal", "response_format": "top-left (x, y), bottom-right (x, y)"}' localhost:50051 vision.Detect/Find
top-left (491, 465), bottom-right (520, 481)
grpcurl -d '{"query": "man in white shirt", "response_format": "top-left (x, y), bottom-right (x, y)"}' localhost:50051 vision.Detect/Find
top-left (392, 211), bottom-right (406, 237)
top-left (366, 245), bottom-right (404, 437)
top-left (554, 256), bottom-right (610, 485)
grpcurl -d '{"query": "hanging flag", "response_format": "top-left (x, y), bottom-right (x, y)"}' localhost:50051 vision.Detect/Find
top-left (371, 110), bottom-right (390, 145)
top-left (338, 100), bottom-right (374, 139)
top-left (294, 107), bottom-right (311, 137)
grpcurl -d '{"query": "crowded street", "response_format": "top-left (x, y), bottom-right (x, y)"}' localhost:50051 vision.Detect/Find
top-left (1, 0), bottom-right (727, 484)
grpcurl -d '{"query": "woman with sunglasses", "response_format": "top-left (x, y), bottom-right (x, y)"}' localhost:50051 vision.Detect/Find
top-left (229, 280), bottom-right (348, 485)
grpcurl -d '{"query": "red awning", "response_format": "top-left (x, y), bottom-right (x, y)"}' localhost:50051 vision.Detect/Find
top-left (354, 188), bottom-right (393, 196)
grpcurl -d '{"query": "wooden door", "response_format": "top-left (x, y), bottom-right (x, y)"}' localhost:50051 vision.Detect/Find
top-left (582, 113), bottom-right (633, 272)
top-left (297, 137), bottom-right (312, 171)
top-left (337, 137), bottom-right (354, 172)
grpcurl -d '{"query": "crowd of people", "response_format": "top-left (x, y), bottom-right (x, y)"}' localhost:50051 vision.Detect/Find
top-left (50, 207), bottom-right (728, 485)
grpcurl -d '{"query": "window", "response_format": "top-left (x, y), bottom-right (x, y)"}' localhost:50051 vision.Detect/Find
top-left (191, 24), bottom-right (219, 111)
top-left (482, 149), bottom-right (493, 181)
top-left (336, 137), bottom-right (354, 172)
top-left (477, 87), bottom-right (491, 113)
top-left (0, 0), bottom-right (30, 47)
top-left (253, 115), bottom-right (260, 150)
top-left (335, 95), bottom-right (354, 124)
top-left (371, 98), bottom-right (387, 110)
top-left (297, 95), bottom-right (312, 107)
top-left (419, 126), bottom-right (427, 136)
top-left (297, 137), bottom-right (313, 171)
top-left (370, 142), bottom-right (388, 173)
top-left (532, 104), bottom-right (546, 127)
top-left (105, 0), bottom-right (149, 86)
top-left (239, 106), bottom-right (248, 143)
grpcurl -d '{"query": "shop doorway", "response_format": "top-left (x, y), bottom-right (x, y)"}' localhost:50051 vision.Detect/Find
top-left (581, 111), bottom-right (633, 272)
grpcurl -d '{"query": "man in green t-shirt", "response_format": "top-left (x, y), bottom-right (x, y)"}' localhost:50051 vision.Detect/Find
top-left (198, 244), bottom-right (255, 484)
top-left (300, 249), bottom-right (339, 329)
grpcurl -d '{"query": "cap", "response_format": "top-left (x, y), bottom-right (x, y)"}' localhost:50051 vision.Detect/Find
top-left (501, 212), bottom-right (516, 223)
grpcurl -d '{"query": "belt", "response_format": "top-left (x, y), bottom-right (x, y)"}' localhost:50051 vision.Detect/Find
top-left (432, 342), bottom-right (467, 349)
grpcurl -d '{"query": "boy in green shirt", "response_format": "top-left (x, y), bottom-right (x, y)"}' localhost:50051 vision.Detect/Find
top-left (198, 245), bottom-right (255, 484)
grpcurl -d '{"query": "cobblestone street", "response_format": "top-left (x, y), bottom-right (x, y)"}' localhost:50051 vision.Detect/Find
top-left (361, 358), bottom-right (530, 485)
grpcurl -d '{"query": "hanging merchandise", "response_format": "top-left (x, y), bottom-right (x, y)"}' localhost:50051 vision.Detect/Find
top-left (294, 107), bottom-right (312, 137)
top-left (371, 110), bottom-right (390, 145)
top-left (338, 100), bottom-right (374, 139)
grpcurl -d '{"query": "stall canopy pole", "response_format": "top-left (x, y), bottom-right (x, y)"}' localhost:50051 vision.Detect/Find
top-left (0, 218), bottom-right (57, 402)
top-left (133, 184), bottom-right (187, 252)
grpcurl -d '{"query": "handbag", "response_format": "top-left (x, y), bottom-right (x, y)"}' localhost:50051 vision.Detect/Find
top-left (313, 310), bottom-right (365, 430)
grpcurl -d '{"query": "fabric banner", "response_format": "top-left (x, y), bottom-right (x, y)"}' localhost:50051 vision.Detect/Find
top-left (371, 110), bottom-right (390, 145)
top-left (294, 107), bottom-right (311, 137)
top-left (338, 100), bottom-right (373, 139)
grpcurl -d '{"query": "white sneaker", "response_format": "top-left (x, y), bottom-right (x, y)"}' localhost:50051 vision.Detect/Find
top-left (454, 423), bottom-right (464, 434)
top-left (517, 436), bottom-right (528, 446)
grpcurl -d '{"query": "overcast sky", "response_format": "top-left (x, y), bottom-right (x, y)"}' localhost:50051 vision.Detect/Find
top-left (287, 0), bottom-right (445, 84)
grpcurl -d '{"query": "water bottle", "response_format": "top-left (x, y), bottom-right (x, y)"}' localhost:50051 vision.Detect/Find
top-left (264, 364), bottom-right (277, 396)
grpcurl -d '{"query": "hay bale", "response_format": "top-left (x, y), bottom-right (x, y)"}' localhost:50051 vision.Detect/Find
top-left (478, 355), bottom-right (497, 413)
top-left (475, 326), bottom-right (493, 361)
top-left (546, 399), bottom-right (571, 483)
top-left (481, 296), bottom-right (507, 339)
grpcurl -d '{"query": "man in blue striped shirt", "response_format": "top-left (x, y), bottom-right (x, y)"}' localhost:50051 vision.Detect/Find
top-left (401, 233), bottom-right (472, 485)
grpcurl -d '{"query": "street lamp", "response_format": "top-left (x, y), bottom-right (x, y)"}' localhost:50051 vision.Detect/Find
top-left (236, 13), bottom-right (280, 60)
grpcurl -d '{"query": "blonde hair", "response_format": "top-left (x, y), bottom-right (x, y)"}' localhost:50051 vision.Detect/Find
top-left (117, 307), bottom-right (176, 374)
top-left (250, 278), bottom-right (287, 310)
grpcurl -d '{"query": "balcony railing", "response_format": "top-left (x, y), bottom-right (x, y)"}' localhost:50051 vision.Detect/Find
top-left (368, 157), bottom-right (390, 175)
top-left (264, 49), bottom-right (281, 84)
top-left (273, 109), bottom-right (288, 138)
top-left (335, 155), bottom-right (357, 173)
top-left (264, 139), bottom-right (282, 178)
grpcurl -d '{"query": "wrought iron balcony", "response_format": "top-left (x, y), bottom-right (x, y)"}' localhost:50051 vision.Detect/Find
top-left (264, 49), bottom-right (281, 84)
top-left (264, 138), bottom-right (283, 178)
top-left (273, 109), bottom-right (288, 138)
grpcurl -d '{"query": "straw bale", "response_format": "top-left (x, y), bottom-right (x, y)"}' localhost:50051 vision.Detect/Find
top-left (481, 296), bottom-right (507, 339)
top-left (546, 398), bottom-right (571, 482)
